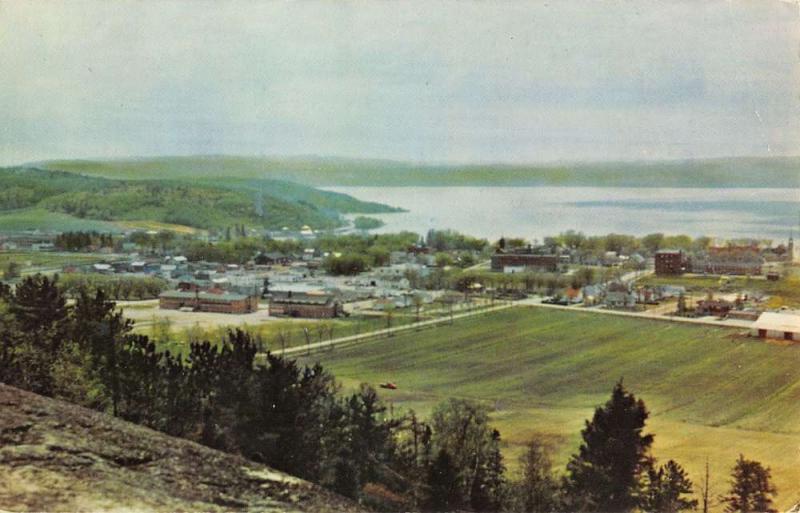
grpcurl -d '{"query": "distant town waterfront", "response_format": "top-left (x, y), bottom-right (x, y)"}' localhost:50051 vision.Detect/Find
top-left (327, 186), bottom-right (800, 241)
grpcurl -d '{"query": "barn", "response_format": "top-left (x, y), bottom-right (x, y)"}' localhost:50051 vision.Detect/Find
top-left (751, 312), bottom-right (800, 341)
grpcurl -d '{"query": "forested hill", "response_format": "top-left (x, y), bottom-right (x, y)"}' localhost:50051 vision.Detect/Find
top-left (0, 167), bottom-right (399, 232)
top-left (33, 155), bottom-right (800, 188)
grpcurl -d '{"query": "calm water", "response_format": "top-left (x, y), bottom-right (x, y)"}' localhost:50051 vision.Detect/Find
top-left (326, 186), bottom-right (800, 241)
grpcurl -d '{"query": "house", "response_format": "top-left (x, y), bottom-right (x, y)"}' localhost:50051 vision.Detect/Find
top-left (268, 290), bottom-right (341, 318)
top-left (604, 282), bottom-right (636, 309)
top-left (159, 289), bottom-right (259, 314)
top-left (92, 263), bottom-right (113, 274)
top-left (695, 299), bottom-right (733, 317)
top-left (655, 250), bottom-right (689, 275)
top-left (751, 312), bottom-right (800, 341)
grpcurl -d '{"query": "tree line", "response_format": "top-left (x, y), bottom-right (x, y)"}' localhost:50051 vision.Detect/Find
top-left (0, 274), bottom-right (778, 512)
top-left (54, 231), bottom-right (115, 251)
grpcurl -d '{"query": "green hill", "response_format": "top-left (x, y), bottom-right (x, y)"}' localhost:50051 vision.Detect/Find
top-left (300, 307), bottom-right (800, 509)
top-left (0, 167), bottom-right (399, 232)
top-left (33, 155), bottom-right (800, 188)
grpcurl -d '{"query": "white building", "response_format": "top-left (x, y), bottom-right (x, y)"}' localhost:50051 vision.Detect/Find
top-left (751, 312), bottom-right (800, 341)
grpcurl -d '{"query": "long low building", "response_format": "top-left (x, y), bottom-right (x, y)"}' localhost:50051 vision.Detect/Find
top-left (751, 312), bottom-right (800, 341)
top-left (268, 290), bottom-right (341, 318)
top-left (490, 250), bottom-right (559, 273)
top-left (159, 290), bottom-right (259, 314)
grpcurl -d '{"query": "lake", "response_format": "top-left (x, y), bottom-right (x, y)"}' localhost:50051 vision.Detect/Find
top-left (325, 186), bottom-right (800, 241)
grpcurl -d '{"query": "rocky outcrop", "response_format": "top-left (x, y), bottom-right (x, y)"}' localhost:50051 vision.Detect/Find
top-left (0, 383), bottom-right (363, 512)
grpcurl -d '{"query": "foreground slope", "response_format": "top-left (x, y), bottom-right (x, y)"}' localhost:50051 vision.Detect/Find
top-left (302, 307), bottom-right (800, 509)
top-left (0, 383), bottom-right (362, 513)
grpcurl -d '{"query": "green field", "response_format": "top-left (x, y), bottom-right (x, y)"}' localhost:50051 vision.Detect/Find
top-left (0, 208), bottom-right (121, 233)
top-left (0, 250), bottom-right (109, 277)
top-left (300, 307), bottom-right (800, 509)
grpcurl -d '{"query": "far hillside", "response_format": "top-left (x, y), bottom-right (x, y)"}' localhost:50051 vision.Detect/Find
top-left (0, 167), bottom-right (399, 233)
top-left (33, 155), bottom-right (800, 188)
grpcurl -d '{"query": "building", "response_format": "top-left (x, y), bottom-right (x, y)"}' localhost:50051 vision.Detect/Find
top-left (751, 312), bottom-right (800, 341)
top-left (159, 289), bottom-right (259, 314)
top-left (695, 299), bottom-right (733, 317)
top-left (655, 250), bottom-right (688, 275)
top-left (490, 247), bottom-right (559, 273)
top-left (268, 290), bottom-right (341, 318)
top-left (703, 245), bottom-right (764, 275)
top-left (604, 282), bottom-right (636, 309)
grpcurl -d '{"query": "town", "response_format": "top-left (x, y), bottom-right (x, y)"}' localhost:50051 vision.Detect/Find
top-left (2, 225), bottom-right (799, 347)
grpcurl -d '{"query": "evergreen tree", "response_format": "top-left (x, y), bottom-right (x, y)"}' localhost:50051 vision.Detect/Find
top-left (470, 428), bottom-right (506, 512)
top-left (71, 288), bottom-right (133, 415)
top-left (565, 380), bottom-right (654, 512)
top-left (513, 438), bottom-right (560, 513)
top-left (8, 274), bottom-right (70, 395)
top-left (425, 449), bottom-right (461, 511)
top-left (721, 455), bottom-right (777, 513)
top-left (641, 460), bottom-right (698, 513)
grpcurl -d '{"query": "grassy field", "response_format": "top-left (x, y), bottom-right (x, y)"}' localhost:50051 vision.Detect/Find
top-left (299, 307), bottom-right (800, 509)
top-left (129, 299), bottom-right (493, 357)
top-left (0, 208), bottom-right (122, 233)
top-left (0, 250), bottom-right (109, 277)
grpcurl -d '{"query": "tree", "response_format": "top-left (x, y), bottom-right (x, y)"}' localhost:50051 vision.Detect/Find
top-left (425, 449), bottom-right (461, 511)
top-left (512, 438), bottom-right (560, 513)
top-left (8, 274), bottom-right (71, 395)
top-left (412, 293), bottom-right (425, 324)
top-left (470, 429), bottom-right (506, 512)
top-left (565, 380), bottom-right (654, 512)
top-left (4, 260), bottom-right (20, 280)
top-left (641, 460), bottom-right (698, 513)
top-left (721, 455), bottom-right (777, 513)
top-left (430, 398), bottom-right (496, 505)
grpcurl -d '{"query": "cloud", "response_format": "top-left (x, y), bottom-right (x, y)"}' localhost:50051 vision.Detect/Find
top-left (0, 0), bottom-right (797, 164)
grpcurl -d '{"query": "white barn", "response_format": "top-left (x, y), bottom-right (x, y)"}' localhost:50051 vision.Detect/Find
top-left (751, 312), bottom-right (800, 341)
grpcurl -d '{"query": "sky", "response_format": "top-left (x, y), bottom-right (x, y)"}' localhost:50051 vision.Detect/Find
top-left (1, 0), bottom-right (799, 165)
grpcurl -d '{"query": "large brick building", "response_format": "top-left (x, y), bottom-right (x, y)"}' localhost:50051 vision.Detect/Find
top-left (704, 245), bottom-right (764, 276)
top-left (490, 248), bottom-right (559, 273)
top-left (159, 290), bottom-right (259, 314)
top-left (268, 291), bottom-right (341, 318)
top-left (655, 250), bottom-right (689, 275)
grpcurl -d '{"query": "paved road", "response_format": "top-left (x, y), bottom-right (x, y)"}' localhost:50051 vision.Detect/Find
top-left (274, 302), bottom-right (516, 357)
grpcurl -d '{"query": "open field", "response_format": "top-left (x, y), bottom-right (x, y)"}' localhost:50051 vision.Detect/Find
top-left (124, 299), bottom-right (489, 357)
top-left (0, 251), bottom-right (109, 277)
top-left (299, 306), bottom-right (800, 509)
top-left (0, 208), bottom-right (121, 233)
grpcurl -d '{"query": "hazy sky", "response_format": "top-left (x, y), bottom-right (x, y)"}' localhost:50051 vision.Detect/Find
top-left (1, 0), bottom-right (798, 165)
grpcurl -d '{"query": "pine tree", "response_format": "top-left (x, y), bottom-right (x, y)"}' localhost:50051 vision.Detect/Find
top-left (470, 428), bottom-right (506, 512)
top-left (641, 460), bottom-right (698, 513)
top-left (425, 449), bottom-right (461, 511)
top-left (565, 379), bottom-right (654, 512)
top-left (8, 274), bottom-right (70, 395)
top-left (721, 455), bottom-right (777, 513)
top-left (514, 438), bottom-right (560, 513)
